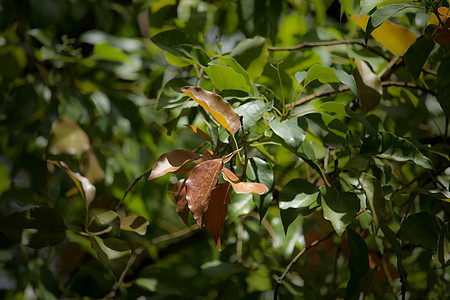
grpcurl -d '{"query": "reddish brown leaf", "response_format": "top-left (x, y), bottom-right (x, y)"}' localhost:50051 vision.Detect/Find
top-left (180, 87), bottom-right (241, 135)
top-left (149, 150), bottom-right (200, 180)
top-left (222, 168), bottom-right (268, 195)
top-left (185, 125), bottom-right (214, 144)
top-left (175, 179), bottom-right (189, 226)
top-left (185, 159), bottom-right (223, 228)
top-left (204, 182), bottom-right (230, 251)
top-left (201, 150), bottom-right (215, 161)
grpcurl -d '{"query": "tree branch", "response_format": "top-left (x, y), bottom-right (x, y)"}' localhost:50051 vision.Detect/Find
top-left (116, 167), bottom-right (152, 210)
top-left (274, 231), bottom-right (334, 300)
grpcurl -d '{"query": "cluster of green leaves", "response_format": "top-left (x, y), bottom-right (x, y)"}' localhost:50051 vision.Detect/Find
top-left (0, 0), bottom-right (449, 299)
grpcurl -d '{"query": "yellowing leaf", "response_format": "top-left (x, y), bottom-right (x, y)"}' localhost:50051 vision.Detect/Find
top-left (120, 215), bottom-right (149, 235)
top-left (47, 116), bottom-right (90, 155)
top-left (180, 87), bottom-right (240, 135)
top-left (353, 60), bottom-right (382, 114)
top-left (148, 150), bottom-right (200, 180)
top-left (204, 182), bottom-right (230, 251)
top-left (186, 159), bottom-right (224, 228)
top-left (49, 160), bottom-right (96, 207)
top-left (221, 168), bottom-right (268, 195)
top-left (352, 15), bottom-right (416, 55)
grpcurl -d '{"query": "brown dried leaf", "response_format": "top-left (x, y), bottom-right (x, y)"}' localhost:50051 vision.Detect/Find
top-left (47, 116), bottom-right (90, 155)
top-left (180, 87), bottom-right (240, 135)
top-left (186, 158), bottom-right (223, 228)
top-left (175, 179), bottom-right (189, 226)
top-left (149, 150), bottom-right (201, 180)
top-left (185, 125), bottom-right (214, 144)
top-left (222, 168), bottom-right (268, 195)
top-left (201, 150), bottom-right (215, 161)
top-left (204, 182), bottom-right (230, 251)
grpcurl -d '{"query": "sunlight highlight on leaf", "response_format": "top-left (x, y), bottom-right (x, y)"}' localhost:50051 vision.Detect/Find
top-left (148, 150), bottom-right (201, 180)
top-left (221, 168), bottom-right (268, 195)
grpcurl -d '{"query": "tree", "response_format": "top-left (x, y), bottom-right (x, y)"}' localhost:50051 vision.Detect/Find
top-left (0, 0), bottom-right (449, 299)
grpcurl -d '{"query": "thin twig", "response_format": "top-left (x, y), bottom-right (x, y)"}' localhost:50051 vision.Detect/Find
top-left (274, 231), bottom-right (334, 300)
top-left (267, 40), bottom-right (390, 61)
top-left (240, 116), bottom-right (248, 181)
top-left (116, 168), bottom-right (152, 210)
top-left (378, 55), bottom-right (402, 80)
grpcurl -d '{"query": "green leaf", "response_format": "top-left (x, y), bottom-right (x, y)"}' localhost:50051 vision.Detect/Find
top-left (437, 52), bottom-right (450, 119)
top-left (94, 42), bottom-right (130, 62)
top-left (320, 186), bottom-right (360, 237)
top-left (91, 236), bottom-right (131, 261)
top-left (404, 37), bottom-right (435, 80)
top-left (360, 0), bottom-right (383, 16)
top-left (0, 206), bottom-right (66, 249)
top-left (359, 173), bottom-right (385, 231)
top-left (334, 69), bottom-right (357, 95)
top-left (269, 116), bottom-right (308, 150)
top-left (0, 164), bottom-right (11, 197)
top-left (151, 29), bottom-right (192, 56)
top-left (345, 228), bottom-right (369, 300)
top-left (279, 179), bottom-right (319, 232)
top-left (120, 215), bottom-right (149, 235)
top-left (246, 157), bottom-right (274, 220)
top-left (396, 212), bottom-right (441, 251)
top-left (230, 36), bottom-right (268, 80)
top-left (235, 100), bottom-right (272, 129)
top-left (94, 210), bottom-right (121, 235)
top-left (157, 78), bottom-right (189, 110)
top-left (304, 65), bottom-right (340, 86)
top-left (217, 55), bottom-right (255, 95)
top-left (204, 65), bottom-right (250, 93)
top-left (338, 0), bottom-right (352, 20)
top-left (381, 224), bottom-right (407, 278)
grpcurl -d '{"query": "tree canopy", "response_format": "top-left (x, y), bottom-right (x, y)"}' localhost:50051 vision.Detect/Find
top-left (0, 0), bottom-right (449, 299)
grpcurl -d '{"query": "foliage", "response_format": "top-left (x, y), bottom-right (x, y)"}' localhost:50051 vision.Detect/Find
top-left (1, 0), bottom-right (450, 299)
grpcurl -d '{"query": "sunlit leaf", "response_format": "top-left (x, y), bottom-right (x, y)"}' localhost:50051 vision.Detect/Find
top-left (334, 70), bottom-right (357, 95)
top-left (404, 37), bottom-right (435, 80)
top-left (175, 179), bottom-right (189, 226)
top-left (216, 55), bottom-right (254, 95)
top-left (186, 158), bottom-right (223, 227)
top-left (94, 210), bottom-right (120, 234)
top-left (352, 15), bottom-right (416, 55)
top-left (50, 160), bottom-right (96, 207)
top-left (120, 215), bottom-right (149, 235)
top-left (0, 206), bottom-right (66, 249)
top-left (346, 228), bottom-right (369, 299)
top-left (396, 212), bottom-right (441, 251)
top-left (221, 168), bottom-right (268, 195)
top-left (269, 116), bottom-right (308, 150)
top-left (185, 125), bottom-right (214, 145)
top-left (148, 150), bottom-right (201, 180)
top-left (359, 173), bottom-right (385, 231)
top-left (320, 186), bottom-right (360, 237)
top-left (47, 116), bottom-right (90, 155)
top-left (94, 42), bottom-right (130, 62)
top-left (304, 65), bottom-right (340, 86)
top-left (204, 64), bottom-right (250, 93)
top-left (353, 59), bottom-right (382, 114)
top-left (235, 100), bottom-right (272, 130)
top-left (204, 182), bottom-right (230, 251)
top-left (230, 36), bottom-right (268, 80)
top-left (437, 52), bottom-right (450, 119)
top-left (180, 86), bottom-right (241, 134)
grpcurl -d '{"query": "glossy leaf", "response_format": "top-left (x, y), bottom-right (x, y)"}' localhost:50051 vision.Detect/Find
top-left (180, 87), bottom-right (241, 135)
top-left (396, 212), bottom-right (441, 251)
top-left (175, 179), bottom-right (189, 226)
top-left (204, 182), bottom-right (230, 251)
top-left (359, 173), bottom-right (385, 231)
top-left (246, 157), bottom-right (274, 191)
top-left (120, 215), bottom-right (149, 235)
top-left (186, 159), bottom-right (223, 227)
top-left (353, 60), bottom-right (382, 114)
top-left (269, 116), bottom-right (308, 150)
top-left (47, 116), bottom-right (90, 155)
top-left (353, 15), bottom-right (416, 55)
top-left (148, 150), bottom-right (201, 180)
top-left (235, 100), bottom-right (272, 130)
top-left (404, 37), bottom-right (435, 80)
top-left (204, 64), bottom-right (250, 93)
top-left (50, 160), bottom-right (96, 207)
top-left (221, 168), bottom-right (268, 195)
top-left (345, 228), bottom-right (369, 300)
top-left (0, 206), bottom-right (66, 249)
top-left (437, 52), bottom-right (450, 119)
top-left (230, 36), bottom-right (268, 80)
top-left (320, 186), bottom-right (360, 237)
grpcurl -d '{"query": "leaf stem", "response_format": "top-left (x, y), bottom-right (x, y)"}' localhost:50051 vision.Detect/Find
top-left (116, 167), bottom-right (152, 210)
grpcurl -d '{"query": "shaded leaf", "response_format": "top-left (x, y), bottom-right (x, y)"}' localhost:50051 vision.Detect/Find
top-left (180, 87), bottom-right (241, 135)
top-left (246, 157), bottom-right (274, 191)
top-left (91, 236), bottom-right (131, 260)
top-left (345, 228), bottom-right (369, 300)
top-left (94, 210), bottom-right (120, 234)
top-left (269, 116), bottom-right (308, 150)
top-left (204, 182), bottom-right (230, 251)
top-left (120, 215), bottom-right (149, 235)
top-left (148, 150), bottom-right (201, 180)
top-left (353, 15), bottom-right (416, 55)
top-left (81, 150), bottom-right (105, 184)
top-left (396, 212), bottom-right (440, 251)
top-left (186, 159), bottom-right (223, 227)
top-left (404, 37), bottom-right (435, 80)
top-left (50, 160), bottom-right (96, 207)
top-left (235, 100), bottom-right (272, 130)
top-left (320, 186), bottom-right (360, 237)
top-left (437, 52), bottom-right (450, 119)
top-left (222, 168), bottom-right (268, 195)
top-left (0, 206), bottom-right (66, 249)
top-left (185, 125), bottom-right (214, 145)
top-left (175, 179), bottom-right (189, 226)
top-left (47, 116), bottom-right (90, 155)
top-left (157, 78), bottom-right (189, 110)
top-left (359, 173), bottom-right (385, 231)
top-left (428, 7), bottom-right (450, 45)
top-left (230, 36), bottom-right (268, 80)
top-left (151, 29), bottom-right (191, 58)
top-left (381, 224), bottom-right (407, 279)
top-left (353, 60), bottom-right (382, 114)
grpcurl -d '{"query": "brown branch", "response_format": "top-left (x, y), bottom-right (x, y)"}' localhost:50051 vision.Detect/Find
top-left (116, 167), bottom-right (152, 210)
top-left (267, 40), bottom-right (389, 61)
top-left (287, 81), bottom-right (437, 109)
top-left (240, 116), bottom-right (248, 181)
top-left (274, 231), bottom-right (334, 300)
